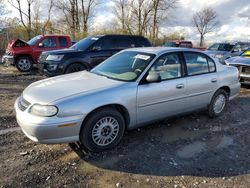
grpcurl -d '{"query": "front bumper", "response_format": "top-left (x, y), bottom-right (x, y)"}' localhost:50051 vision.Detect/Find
top-left (2, 55), bottom-right (14, 65)
top-left (38, 60), bottom-right (64, 77)
top-left (229, 65), bottom-right (250, 84)
top-left (14, 98), bottom-right (85, 144)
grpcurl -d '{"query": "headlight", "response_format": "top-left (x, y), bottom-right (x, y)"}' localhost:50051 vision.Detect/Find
top-left (224, 59), bottom-right (229, 65)
top-left (46, 55), bottom-right (64, 61)
top-left (29, 104), bottom-right (58, 117)
top-left (215, 54), bottom-right (224, 59)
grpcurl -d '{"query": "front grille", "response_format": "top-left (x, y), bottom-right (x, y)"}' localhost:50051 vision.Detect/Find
top-left (242, 66), bottom-right (250, 74)
top-left (18, 97), bottom-right (30, 111)
top-left (231, 65), bottom-right (249, 73)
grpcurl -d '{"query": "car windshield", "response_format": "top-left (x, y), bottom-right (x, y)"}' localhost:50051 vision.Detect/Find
top-left (164, 42), bottom-right (177, 47)
top-left (27, 35), bottom-right (42, 46)
top-left (241, 49), bottom-right (250, 57)
top-left (208, 43), bottom-right (234, 51)
top-left (70, 36), bottom-right (100, 50)
top-left (91, 51), bottom-right (155, 82)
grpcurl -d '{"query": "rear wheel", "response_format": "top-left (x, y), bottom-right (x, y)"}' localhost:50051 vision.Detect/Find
top-left (16, 56), bottom-right (33, 72)
top-left (208, 89), bottom-right (228, 118)
top-left (65, 63), bottom-right (86, 74)
top-left (79, 108), bottom-right (125, 152)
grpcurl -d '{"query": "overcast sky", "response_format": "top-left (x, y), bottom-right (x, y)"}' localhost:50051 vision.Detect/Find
top-left (6, 0), bottom-right (250, 45)
top-left (92, 0), bottom-right (250, 45)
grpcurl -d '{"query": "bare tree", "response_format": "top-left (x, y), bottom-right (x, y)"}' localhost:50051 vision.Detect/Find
top-left (112, 0), bottom-right (178, 38)
top-left (192, 7), bottom-right (219, 47)
top-left (55, 0), bottom-right (78, 39)
top-left (0, 0), bottom-right (7, 18)
top-left (41, 0), bottom-right (54, 34)
top-left (55, 0), bottom-right (98, 39)
top-left (8, 0), bottom-right (35, 39)
top-left (112, 0), bottom-right (129, 33)
top-left (130, 0), bottom-right (153, 35)
top-left (0, 0), bottom-right (8, 26)
top-left (151, 0), bottom-right (178, 43)
top-left (81, 0), bottom-right (97, 33)
top-left (33, 0), bottom-right (54, 35)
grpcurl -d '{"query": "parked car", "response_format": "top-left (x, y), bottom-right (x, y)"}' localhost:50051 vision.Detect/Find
top-left (225, 48), bottom-right (250, 84)
top-left (15, 47), bottom-right (240, 152)
top-left (2, 34), bottom-right (72, 72)
top-left (38, 34), bottom-right (152, 77)
top-left (164, 40), bottom-right (193, 48)
top-left (205, 42), bottom-right (250, 64)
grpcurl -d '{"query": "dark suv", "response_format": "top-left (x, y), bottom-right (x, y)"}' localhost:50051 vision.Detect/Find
top-left (38, 34), bottom-right (152, 76)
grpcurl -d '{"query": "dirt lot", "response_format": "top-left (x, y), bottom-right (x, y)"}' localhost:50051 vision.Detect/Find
top-left (1, 65), bottom-right (250, 188)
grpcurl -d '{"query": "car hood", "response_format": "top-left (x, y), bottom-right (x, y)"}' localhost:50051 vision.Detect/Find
top-left (22, 71), bottom-right (124, 104)
top-left (42, 48), bottom-right (81, 55)
top-left (6, 39), bottom-right (30, 53)
top-left (226, 56), bottom-right (250, 66)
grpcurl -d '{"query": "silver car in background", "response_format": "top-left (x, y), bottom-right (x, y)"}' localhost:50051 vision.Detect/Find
top-left (15, 47), bottom-right (240, 152)
top-left (225, 49), bottom-right (250, 84)
top-left (205, 42), bottom-right (250, 64)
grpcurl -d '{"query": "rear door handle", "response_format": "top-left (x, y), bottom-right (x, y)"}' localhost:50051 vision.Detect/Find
top-left (211, 78), bottom-right (217, 83)
top-left (176, 84), bottom-right (184, 89)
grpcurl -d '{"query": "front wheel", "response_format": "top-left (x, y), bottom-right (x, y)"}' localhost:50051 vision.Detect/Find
top-left (208, 89), bottom-right (228, 118)
top-left (16, 56), bottom-right (33, 72)
top-left (79, 108), bottom-right (125, 152)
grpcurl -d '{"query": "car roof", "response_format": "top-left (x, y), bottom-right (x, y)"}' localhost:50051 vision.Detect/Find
top-left (167, 40), bottom-right (192, 43)
top-left (41, 34), bottom-right (70, 37)
top-left (91, 34), bottom-right (146, 38)
top-left (123, 47), bottom-right (204, 56)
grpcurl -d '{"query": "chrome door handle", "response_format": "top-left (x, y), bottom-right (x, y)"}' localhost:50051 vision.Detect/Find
top-left (176, 84), bottom-right (184, 89)
top-left (211, 78), bottom-right (217, 83)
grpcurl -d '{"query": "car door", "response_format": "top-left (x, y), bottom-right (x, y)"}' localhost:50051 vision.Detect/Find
top-left (33, 37), bottom-right (58, 62)
top-left (137, 52), bottom-right (187, 125)
top-left (184, 52), bottom-right (218, 110)
top-left (89, 37), bottom-right (119, 67)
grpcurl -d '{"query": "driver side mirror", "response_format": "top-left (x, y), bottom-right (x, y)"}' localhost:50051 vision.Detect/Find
top-left (38, 43), bottom-right (44, 48)
top-left (146, 72), bottom-right (161, 83)
top-left (92, 46), bottom-right (101, 51)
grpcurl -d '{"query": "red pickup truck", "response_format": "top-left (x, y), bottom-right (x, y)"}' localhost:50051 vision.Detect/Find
top-left (164, 40), bottom-right (193, 48)
top-left (2, 34), bottom-right (72, 72)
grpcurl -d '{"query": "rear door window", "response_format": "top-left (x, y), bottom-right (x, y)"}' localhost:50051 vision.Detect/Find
top-left (184, 52), bottom-right (215, 76)
top-left (94, 38), bottom-right (117, 50)
top-left (117, 38), bottom-right (134, 49)
top-left (59, 37), bottom-right (68, 47)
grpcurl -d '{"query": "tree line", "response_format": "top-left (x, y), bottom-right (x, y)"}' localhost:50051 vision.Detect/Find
top-left (0, 0), bottom-right (219, 54)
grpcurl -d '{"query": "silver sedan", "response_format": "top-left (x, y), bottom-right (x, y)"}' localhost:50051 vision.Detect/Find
top-left (225, 49), bottom-right (250, 84)
top-left (15, 47), bottom-right (240, 152)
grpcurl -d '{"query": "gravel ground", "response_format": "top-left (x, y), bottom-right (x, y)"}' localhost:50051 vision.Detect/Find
top-left (1, 65), bottom-right (250, 188)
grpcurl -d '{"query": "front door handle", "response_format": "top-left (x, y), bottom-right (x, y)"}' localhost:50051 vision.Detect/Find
top-left (211, 78), bottom-right (217, 83)
top-left (176, 84), bottom-right (184, 89)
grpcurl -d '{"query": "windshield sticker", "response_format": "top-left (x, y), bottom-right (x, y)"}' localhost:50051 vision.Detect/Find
top-left (91, 37), bottom-right (99, 40)
top-left (134, 54), bottom-right (150, 60)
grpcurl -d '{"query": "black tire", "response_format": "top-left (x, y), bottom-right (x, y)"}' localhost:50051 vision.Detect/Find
top-left (65, 63), bottom-right (86, 74)
top-left (80, 107), bottom-right (125, 152)
top-left (208, 89), bottom-right (228, 118)
top-left (16, 56), bottom-right (33, 72)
